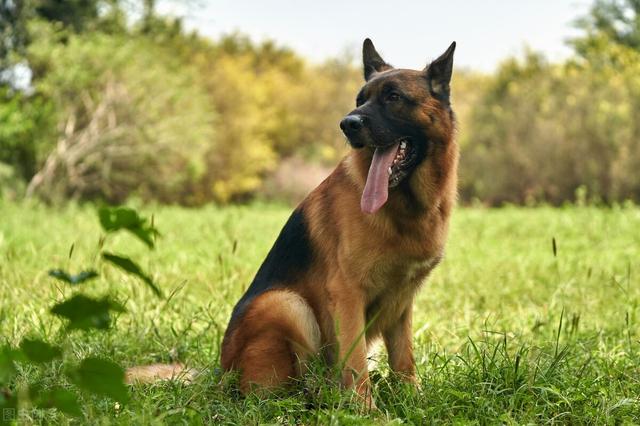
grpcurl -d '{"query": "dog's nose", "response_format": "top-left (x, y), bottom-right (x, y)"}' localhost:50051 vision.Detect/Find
top-left (340, 115), bottom-right (364, 135)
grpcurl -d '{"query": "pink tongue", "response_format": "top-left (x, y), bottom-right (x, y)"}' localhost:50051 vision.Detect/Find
top-left (361, 142), bottom-right (400, 214)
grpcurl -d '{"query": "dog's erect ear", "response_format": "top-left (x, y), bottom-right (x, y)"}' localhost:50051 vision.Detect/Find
top-left (425, 41), bottom-right (456, 101)
top-left (363, 38), bottom-right (392, 81)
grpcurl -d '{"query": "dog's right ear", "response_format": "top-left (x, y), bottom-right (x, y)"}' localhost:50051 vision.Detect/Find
top-left (363, 38), bottom-right (392, 81)
top-left (425, 41), bottom-right (456, 101)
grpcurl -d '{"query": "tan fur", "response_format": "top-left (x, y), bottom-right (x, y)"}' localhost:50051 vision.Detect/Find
top-left (125, 363), bottom-right (197, 384)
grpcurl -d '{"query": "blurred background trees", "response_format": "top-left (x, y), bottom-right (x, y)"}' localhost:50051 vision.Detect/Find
top-left (1, 0), bottom-right (639, 205)
top-left (460, 0), bottom-right (640, 205)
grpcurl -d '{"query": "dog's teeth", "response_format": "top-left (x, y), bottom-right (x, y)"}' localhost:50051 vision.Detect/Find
top-left (388, 167), bottom-right (393, 175)
top-left (400, 141), bottom-right (406, 149)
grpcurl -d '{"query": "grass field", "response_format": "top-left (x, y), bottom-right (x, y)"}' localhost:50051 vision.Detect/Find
top-left (1, 200), bottom-right (639, 424)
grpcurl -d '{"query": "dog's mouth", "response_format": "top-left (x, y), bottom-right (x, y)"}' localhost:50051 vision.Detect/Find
top-left (361, 137), bottom-right (417, 214)
top-left (388, 138), bottom-right (417, 188)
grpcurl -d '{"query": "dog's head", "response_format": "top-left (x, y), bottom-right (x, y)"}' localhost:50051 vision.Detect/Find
top-left (340, 39), bottom-right (456, 214)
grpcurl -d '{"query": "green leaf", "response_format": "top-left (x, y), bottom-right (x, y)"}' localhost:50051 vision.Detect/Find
top-left (0, 388), bottom-right (17, 422)
top-left (70, 357), bottom-right (129, 403)
top-left (31, 386), bottom-right (82, 417)
top-left (50, 295), bottom-right (126, 331)
top-left (0, 347), bottom-right (17, 384)
top-left (48, 269), bottom-right (98, 285)
top-left (98, 207), bottom-right (159, 248)
top-left (19, 339), bottom-right (62, 363)
top-left (102, 253), bottom-right (162, 298)
top-left (0, 346), bottom-right (25, 385)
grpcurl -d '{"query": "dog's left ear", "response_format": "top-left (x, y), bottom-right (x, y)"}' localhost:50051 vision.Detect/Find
top-left (425, 41), bottom-right (456, 101)
top-left (363, 38), bottom-right (392, 81)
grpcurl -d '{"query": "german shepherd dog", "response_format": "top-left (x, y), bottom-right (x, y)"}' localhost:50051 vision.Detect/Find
top-left (220, 39), bottom-right (458, 405)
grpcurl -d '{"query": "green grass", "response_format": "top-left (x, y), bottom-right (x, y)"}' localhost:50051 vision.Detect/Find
top-left (1, 200), bottom-right (640, 424)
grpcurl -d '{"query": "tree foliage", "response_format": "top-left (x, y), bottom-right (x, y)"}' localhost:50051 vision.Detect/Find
top-left (1, 0), bottom-right (640, 205)
top-left (0, 2), bottom-right (360, 204)
top-left (572, 0), bottom-right (640, 53)
top-left (24, 25), bottom-right (215, 203)
top-left (460, 1), bottom-right (640, 205)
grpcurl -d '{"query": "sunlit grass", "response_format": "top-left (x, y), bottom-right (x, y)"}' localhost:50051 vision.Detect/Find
top-left (1, 200), bottom-right (639, 423)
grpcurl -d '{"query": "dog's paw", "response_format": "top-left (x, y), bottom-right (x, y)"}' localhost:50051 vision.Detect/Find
top-left (403, 374), bottom-right (421, 390)
top-left (408, 377), bottom-right (422, 392)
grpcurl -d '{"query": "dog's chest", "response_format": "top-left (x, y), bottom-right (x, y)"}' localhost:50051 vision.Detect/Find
top-left (364, 255), bottom-right (441, 297)
top-left (362, 255), bottom-right (441, 332)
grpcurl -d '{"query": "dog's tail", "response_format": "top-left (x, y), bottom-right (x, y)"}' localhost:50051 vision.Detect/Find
top-left (127, 290), bottom-right (321, 389)
top-left (125, 363), bottom-right (198, 384)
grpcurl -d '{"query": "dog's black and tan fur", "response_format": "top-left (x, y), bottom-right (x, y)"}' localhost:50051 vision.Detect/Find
top-left (220, 39), bottom-right (459, 404)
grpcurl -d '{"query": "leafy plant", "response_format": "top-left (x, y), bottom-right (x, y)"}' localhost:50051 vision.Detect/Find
top-left (0, 206), bottom-right (161, 420)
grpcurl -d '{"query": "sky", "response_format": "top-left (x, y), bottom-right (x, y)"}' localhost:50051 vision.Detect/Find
top-left (160, 0), bottom-right (594, 72)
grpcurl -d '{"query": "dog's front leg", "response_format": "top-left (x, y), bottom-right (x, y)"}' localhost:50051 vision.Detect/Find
top-left (330, 283), bottom-right (374, 408)
top-left (383, 305), bottom-right (418, 385)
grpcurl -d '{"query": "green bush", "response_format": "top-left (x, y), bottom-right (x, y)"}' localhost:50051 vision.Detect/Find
top-left (23, 22), bottom-right (215, 204)
top-left (0, 87), bottom-right (55, 181)
top-left (460, 43), bottom-right (640, 205)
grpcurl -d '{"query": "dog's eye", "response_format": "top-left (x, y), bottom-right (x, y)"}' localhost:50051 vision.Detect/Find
top-left (356, 95), bottom-right (365, 107)
top-left (386, 92), bottom-right (401, 102)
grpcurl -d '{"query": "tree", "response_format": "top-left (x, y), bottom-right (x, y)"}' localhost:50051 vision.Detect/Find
top-left (572, 0), bottom-right (640, 54)
top-left (35, 0), bottom-right (101, 32)
top-left (25, 30), bottom-right (215, 204)
top-left (1, 0), bottom-right (32, 71)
